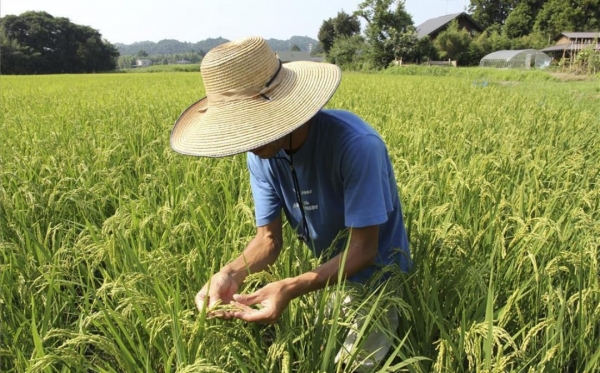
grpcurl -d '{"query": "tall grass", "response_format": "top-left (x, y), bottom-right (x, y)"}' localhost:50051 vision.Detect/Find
top-left (1, 71), bottom-right (598, 372)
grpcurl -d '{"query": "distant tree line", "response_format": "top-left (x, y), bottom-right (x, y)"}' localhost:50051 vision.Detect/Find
top-left (115, 35), bottom-right (321, 59)
top-left (117, 50), bottom-right (205, 70)
top-left (0, 11), bottom-right (119, 74)
top-left (264, 36), bottom-right (319, 52)
top-left (115, 38), bottom-right (227, 56)
top-left (115, 36), bottom-right (322, 69)
top-left (318, 0), bottom-right (600, 69)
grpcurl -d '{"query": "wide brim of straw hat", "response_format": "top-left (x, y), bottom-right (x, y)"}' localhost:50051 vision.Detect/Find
top-left (170, 61), bottom-right (341, 157)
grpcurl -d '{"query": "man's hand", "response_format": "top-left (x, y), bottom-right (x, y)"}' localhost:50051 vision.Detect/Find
top-left (230, 281), bottom-right (293, 324)
top-left (195, 272), bottom-right (239, 317)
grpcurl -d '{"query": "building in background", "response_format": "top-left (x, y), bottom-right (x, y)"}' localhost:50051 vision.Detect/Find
top-left (416, 12), bottom-right (483, 40)
top-left (541, 32), bottom-right (600, 61)
top-left (480, 49), bottom-right (551, 69)
top-left (134, 59), bottom-right (152, 67)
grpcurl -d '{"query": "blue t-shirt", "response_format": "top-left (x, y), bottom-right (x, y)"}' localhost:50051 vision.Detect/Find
top-left (247, 109), bottom-right (411, 283)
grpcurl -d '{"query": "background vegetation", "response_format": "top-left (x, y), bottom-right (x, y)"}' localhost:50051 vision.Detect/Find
top-left (1, 69), bottom-right (599, 372)
top-left (0, 11), bottom-right (118, 74)
top-left (317, 0), bottom-right (600, 69)
top-left (3, 1), bottom-right (598, 74)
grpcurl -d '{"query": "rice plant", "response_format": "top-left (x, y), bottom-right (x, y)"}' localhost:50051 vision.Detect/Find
top-left (1, 71), bottom-right (598, 372)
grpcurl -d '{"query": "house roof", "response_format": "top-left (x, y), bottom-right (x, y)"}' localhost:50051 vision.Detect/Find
top-left (542, 43), bottom-right (600, 52)
top-left (557, 32), bottom-right (600, 40)
top-left (415, 12), bottom-right (482, 39)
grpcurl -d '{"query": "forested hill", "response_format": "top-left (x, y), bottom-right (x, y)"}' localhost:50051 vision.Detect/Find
top-left (116, 35), bottom-right (318, 56)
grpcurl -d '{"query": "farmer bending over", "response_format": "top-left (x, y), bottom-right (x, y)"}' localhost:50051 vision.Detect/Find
top-left (170, 36), bottom-right (411, 369)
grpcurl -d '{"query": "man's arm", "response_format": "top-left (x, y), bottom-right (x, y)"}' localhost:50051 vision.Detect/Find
top-left (283, 225), bottom-right (379, 297)
top-left (194, 215), bottom-right (283, 312)
top-left (221, 214), bottom-right (284, 285)
top-left (231, 225), bottom-right (379, 323)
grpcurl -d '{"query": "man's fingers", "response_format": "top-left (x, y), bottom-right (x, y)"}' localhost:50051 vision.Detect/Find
top-left (195, 291), bottom-right (208, 312)
top-left (231, 310), bottom-right (261, 322)
top-left (207, 310), bottom-right (233, 320)
top-left (231, 307), bottom-right (273, 323)
top-left (232, 292), bottom-right (260, 305)
top-left (230, 301), bottom-right (254, 312)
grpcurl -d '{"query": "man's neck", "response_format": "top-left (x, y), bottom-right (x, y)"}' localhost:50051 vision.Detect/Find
top-left (285, 117), bottom-right (313, 155)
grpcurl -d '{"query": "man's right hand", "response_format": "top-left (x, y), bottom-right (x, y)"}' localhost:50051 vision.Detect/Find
top-left (195, 271), bottom-right (239, 316)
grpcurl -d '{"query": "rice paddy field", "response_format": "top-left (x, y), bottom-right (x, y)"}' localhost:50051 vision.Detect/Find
top-left (1, 68), bottom-right (599, 372)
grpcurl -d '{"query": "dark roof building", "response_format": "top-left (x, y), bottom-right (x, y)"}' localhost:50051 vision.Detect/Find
top-left (416, 12), bottom-right (483, 40)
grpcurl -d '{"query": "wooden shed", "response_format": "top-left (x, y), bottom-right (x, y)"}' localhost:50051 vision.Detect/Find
top-left (541, 32), bottom-right (600, 60)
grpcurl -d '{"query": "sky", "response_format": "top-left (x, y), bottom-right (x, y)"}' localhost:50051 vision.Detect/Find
top-left (1, 0), bottom-right (470, 45)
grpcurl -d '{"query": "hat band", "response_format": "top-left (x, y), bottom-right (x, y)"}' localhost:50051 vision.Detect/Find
top-left (206, 60), bottom-right (284, 106)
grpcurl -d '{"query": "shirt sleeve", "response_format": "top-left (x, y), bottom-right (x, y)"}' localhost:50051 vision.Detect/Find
top-left (247, 154), bottom-right (282, 227)
top-left (340, 134), bottom-right (394, 228)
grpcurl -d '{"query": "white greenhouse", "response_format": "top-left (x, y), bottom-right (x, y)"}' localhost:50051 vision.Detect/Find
top-left (479, 49), bottom-right (552, 69)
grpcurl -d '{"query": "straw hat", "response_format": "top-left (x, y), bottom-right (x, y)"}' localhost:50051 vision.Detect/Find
top-left (170, 36), bottom-right (342, 157)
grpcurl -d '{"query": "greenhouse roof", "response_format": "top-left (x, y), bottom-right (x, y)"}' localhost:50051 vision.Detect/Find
top-left (482, 49), bottom-right (539, 61)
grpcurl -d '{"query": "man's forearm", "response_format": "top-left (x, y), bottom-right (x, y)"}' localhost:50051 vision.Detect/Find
top-left (221, 234), bottom-right (281, 285)
top-left (280, 241), bottom-right (377, 300)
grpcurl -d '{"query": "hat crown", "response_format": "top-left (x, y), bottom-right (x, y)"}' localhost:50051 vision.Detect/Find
top-left (201, 37), bottom-right (279, 95)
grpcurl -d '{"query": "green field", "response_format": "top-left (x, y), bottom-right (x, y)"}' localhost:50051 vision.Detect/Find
top-left (1, 70), bottom-right (599, 372)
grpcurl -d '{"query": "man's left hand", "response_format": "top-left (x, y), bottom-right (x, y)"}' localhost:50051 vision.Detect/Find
top-left (230, 281), bottom-right (292, 324)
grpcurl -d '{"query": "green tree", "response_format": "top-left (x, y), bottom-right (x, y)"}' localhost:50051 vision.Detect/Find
top-left (471, 31), bottom-right (493, 58)
top-left (488, 29), bottom-right (512, 50)
top-left (311, 42), bottom-right (324, 56)
top-left (355, 0), bottom-right (414, 69)
top-left (510, 31), bottom-right (548, 49)
top-left (117, 55), bottom-right (135, 69)
top-left (571, 0), bottom-right (600, 31)
top-left (534, 0), bottom-right (600, 39)
top-left (0, 11), bottom-right (118, 74)
top-left (328, 34), bottom-right (367, 68)
top-left (470, 0), bottom-right (600, 42)
top-left (386, 26), bottom-right (427, 63)
top-left (332, 10), bottom-right (361, 37)
top-left (318, 10), bottom-right (360, 55)
top-left (417, 36), bottom-right (439, 62)
top-left (534, 0), bottom-right (575, 39)
top-left (434, 20), bottom-right (473, 65)
top-left (0, 28), bottom-right (38, 74)
top-left (470, 0), bottom-right (548, 33)
top-left (468, 28), bottom-right (515, 65)
top-left (318, 19), bottom-right (336, 54)
top-left (137, 49), bottom-right (149, 57)
top-left (290, 44), bottom-right (301, 51)
top-left (469, 0), bottom-right (518, 29)
top-left (504, 2), bottom-right (533, 38)
top-left (468, 35), bottom-right (487, 65)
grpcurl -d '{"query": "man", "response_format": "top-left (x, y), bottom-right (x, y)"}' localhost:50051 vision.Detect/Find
top-left (170, 36), bottom-right (411, 368)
